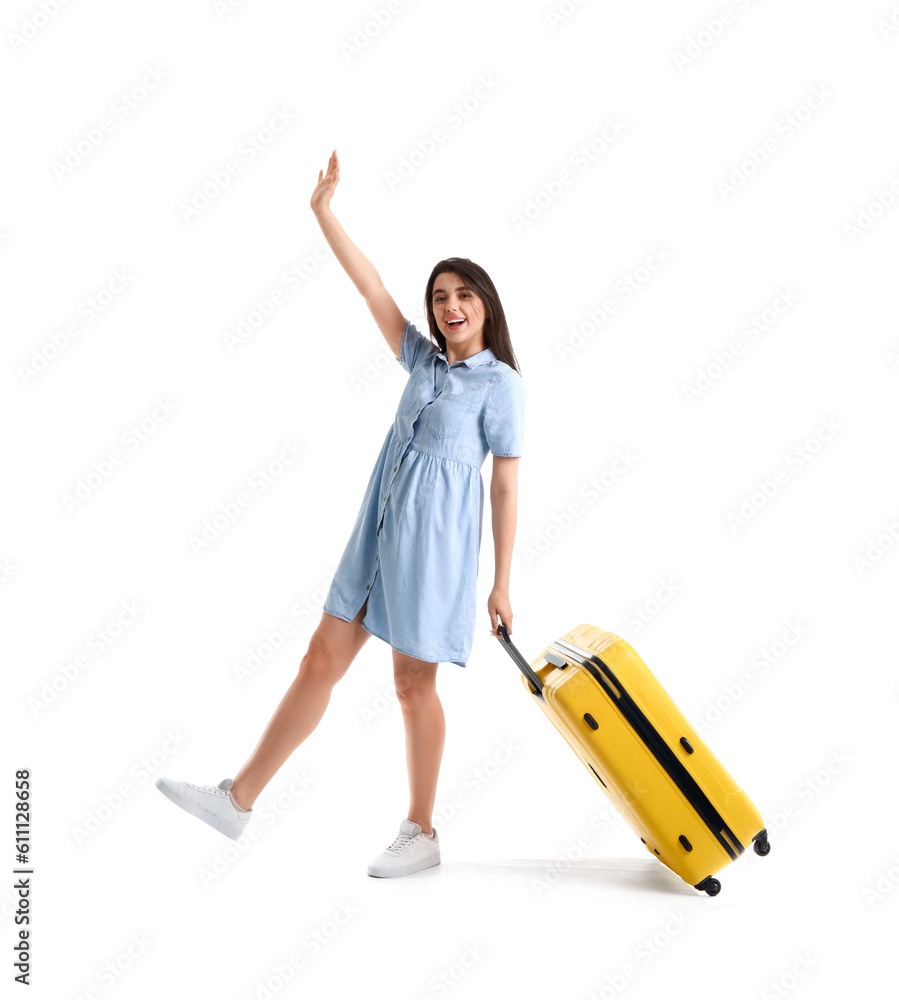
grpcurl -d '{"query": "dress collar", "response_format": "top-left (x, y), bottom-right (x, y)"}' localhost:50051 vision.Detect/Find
top-left (435, 345), bottom-right (497, 369)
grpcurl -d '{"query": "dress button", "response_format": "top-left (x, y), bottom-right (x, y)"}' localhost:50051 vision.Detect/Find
top-left (393, 466), bottom-right (397, 471)
top-left (366, 584), bottom-right (370, 590)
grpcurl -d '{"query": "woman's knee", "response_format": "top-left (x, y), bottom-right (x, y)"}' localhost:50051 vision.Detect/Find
top-left (299, 630), bottom-right (352, 686)
top-left (394, 656), bottom-right (438, 706)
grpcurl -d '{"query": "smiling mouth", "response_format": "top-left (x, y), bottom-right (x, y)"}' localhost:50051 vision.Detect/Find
top-left (446, 318), bottom-right (466, 329)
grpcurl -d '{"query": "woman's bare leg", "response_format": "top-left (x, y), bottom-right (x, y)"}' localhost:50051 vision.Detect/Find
top-left (392, 651), bottom-right (444, 836)
top-left (229, 600), bottom-right (372, 810)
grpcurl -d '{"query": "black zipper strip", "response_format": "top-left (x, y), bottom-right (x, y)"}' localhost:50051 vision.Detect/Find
top-left (551, 639), bottom-right (744, 861)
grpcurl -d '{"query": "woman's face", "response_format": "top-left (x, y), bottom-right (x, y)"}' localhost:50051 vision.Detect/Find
top-left (431, 271), bottom-right (487, 346)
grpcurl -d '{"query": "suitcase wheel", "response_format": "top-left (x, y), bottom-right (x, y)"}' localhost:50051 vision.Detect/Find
top-left (695, 876), bottom-right (722, 896)
top-left (753, 831), bottom-right (771, 857)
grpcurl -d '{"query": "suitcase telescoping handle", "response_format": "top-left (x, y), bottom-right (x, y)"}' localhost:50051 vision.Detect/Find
top-left (495, 623), bottom-right (545, 700)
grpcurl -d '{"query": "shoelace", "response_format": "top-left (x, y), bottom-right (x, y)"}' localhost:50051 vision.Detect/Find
top-left (186, 782), bottom-right (228, 798)
top-left (385, 833), bottom-right (415, 855)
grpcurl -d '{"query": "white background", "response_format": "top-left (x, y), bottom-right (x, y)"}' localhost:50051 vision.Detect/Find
top-left (4, 0), bottom-right (898, 997)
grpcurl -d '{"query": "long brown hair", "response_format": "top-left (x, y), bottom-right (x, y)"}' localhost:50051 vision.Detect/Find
top-left (423, 258), bottom-right (521, 377)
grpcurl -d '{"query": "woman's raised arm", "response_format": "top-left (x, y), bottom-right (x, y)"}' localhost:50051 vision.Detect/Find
top-left (311, 149), bottom-right (405, 358)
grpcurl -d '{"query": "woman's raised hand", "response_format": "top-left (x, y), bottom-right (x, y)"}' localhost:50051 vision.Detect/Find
top-left (310, 149), bottom-right (340, 214)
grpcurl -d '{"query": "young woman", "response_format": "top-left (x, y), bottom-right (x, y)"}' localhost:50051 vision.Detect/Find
top-left (156, 149), bottom-right (526, 878)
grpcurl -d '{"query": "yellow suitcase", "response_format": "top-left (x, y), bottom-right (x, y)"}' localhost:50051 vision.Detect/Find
top-left (496, 622), bottom-right (769, 894)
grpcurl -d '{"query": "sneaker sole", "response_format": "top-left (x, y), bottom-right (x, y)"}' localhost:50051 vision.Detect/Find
top-left (155, 778), bottom-right (246, 841)
top-left (368, 854), bottom-right (441, 878)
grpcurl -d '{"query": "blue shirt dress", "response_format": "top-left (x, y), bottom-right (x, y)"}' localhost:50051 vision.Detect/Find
top-left (322, 318), bottom-right (526, 667)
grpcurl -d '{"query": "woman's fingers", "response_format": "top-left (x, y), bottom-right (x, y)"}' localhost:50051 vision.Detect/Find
top-left (311, 152), bottom-right (340, 211)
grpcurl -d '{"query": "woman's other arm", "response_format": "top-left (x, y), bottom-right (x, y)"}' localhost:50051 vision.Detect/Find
top-left (488, 455), bottom-right (519, 636)
top-left (311, 149), bottom-right (404, 358)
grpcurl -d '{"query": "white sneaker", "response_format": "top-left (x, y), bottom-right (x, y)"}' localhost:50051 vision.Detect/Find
top-left (155, 777), bottom-right (252, 841)
top-left (367, 819), bottom-right (441, 878)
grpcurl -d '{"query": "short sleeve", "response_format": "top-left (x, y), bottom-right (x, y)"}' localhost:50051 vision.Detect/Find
top-left (483, 369), bottom-right (525, 457)
top-left (398, 318), bottom-right (436, 375)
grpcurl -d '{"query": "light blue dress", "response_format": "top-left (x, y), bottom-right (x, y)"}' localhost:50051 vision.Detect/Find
top-left (322, 318), bottom-right (526, 667)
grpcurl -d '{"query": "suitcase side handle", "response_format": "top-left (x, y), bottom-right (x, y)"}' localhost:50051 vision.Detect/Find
top-left (495, 623), bottom-right (545, 700)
